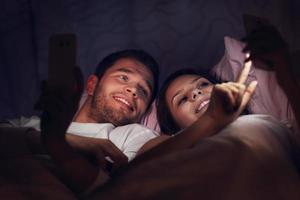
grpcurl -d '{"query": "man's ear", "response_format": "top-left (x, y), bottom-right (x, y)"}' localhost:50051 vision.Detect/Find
top-left (86, 75), bottom-right (98, 95)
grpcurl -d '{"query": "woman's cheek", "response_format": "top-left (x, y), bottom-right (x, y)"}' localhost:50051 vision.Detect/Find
top-left (178, 109), bottom-right (196, 128)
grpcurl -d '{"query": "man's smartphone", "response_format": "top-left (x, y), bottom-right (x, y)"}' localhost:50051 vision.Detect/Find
top-left (48, 33), bottom-right (77, 89)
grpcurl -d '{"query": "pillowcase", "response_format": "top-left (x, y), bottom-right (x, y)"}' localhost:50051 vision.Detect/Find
top-left (141, 101), bottom-right (161, 133)
top-left (211, 36), bottom-right (295, 130)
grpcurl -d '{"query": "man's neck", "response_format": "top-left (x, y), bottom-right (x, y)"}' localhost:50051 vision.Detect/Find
top-left (73, 98), bottom-right (103, 123)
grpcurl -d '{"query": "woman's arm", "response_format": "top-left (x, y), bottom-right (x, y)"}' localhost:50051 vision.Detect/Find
top-left (273, 52), bottom-right (300, 130)
top-left (243, 25), bottom-right (300, 132)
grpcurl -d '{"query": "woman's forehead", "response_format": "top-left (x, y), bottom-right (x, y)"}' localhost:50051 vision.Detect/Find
top-left (168, 74), bottom-right (202, 93)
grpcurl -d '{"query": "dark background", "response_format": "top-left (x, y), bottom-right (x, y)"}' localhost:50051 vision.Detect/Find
top-left (0, 0), bottom-right (299, 119)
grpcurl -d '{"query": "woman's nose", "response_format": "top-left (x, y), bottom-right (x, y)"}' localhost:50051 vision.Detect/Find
top-left (191, 89), bottom-right (202, 100)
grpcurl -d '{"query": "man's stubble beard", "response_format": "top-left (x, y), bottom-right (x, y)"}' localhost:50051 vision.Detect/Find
top-left (88, 86), bottom-right (140, 126)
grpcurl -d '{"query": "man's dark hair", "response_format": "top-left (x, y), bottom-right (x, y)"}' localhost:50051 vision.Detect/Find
top-left (94, 49), bottom-right (159, 109)
top-left (156, 68), bottom-right (219, 135)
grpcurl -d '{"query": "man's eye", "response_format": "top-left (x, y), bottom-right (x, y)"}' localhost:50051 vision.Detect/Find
top-left (119, 75), bottom-right (128, 81)
top-left (178, 96), bottom-right (188, 105)
top-left (141, 89), bottom-right (147, 97)
top-left (137, 86), bottom-right (148, 99)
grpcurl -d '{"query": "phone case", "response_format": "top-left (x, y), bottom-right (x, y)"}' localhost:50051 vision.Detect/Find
top-left (48, 33), bottom-right (77, 88)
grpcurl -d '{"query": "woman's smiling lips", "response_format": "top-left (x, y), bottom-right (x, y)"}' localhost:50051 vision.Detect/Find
top-left (195, 100), bottom-right (210, 114)
top-left (113, 96), bottom-right (134, 111)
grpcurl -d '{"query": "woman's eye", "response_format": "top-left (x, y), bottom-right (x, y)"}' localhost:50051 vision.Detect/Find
top-left (197, 82), bottom-right (210, 88)
top-left (178, 96), bottom-right (188, 105)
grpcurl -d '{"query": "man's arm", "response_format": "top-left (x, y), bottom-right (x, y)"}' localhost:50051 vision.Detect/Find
top-left (42, 133), bottom-right (100, 193)
top-left (0, 127), bottom-right (44, 158)
top-left (36, 64), bottom-right (101, 193)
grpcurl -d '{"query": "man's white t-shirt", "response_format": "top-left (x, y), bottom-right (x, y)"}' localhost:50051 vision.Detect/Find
top-left (67, 122), bottom-right (159, 161)
top-left (5, 116), bottom-right (159, 161)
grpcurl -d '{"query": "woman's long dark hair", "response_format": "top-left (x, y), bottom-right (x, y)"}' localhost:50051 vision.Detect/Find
top-left (156, 68), bottom-right (219, 135)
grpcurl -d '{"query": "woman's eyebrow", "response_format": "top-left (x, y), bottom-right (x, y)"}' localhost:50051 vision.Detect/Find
top-left (191, 77), bottom-right (201, 84)
top-left (171, 77), bottom-right (201, 103)
top-left (172, 89), bottom-right (183, 103)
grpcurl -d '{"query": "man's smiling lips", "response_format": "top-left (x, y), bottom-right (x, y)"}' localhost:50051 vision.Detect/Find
top-left (113, 96), bottom-right (134, 112)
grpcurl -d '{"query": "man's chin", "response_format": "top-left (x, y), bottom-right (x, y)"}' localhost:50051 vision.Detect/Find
top-left (93, 104), bottom-right (139, 126)
top-left (109, 112), bottom-right (139, 126)
top-left (111, 117), bottom-right (137, 126)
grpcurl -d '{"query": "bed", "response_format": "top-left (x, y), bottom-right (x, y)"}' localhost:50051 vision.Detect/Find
top-left (1, 35), bottom-right (300, 199)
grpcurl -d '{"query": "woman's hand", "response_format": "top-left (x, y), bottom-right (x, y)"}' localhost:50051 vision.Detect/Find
top-left (205, 60), bottom-right (257, 126)
top-left (242, 25), bottom-right (288, 69)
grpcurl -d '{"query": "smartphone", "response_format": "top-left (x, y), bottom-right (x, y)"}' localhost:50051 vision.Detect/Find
top-left (48, 33), bottom-right (77, 89)
top-left (242, 14), bottom-right (271, 34)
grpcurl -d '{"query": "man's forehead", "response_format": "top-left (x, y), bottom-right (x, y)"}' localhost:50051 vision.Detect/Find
top-left (107, 58), bottom-right (154, 87)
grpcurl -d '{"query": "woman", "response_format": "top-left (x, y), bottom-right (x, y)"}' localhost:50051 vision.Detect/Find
top-left (156, 67), bottom-right (252, 136)
top-left (134, 59), bottom-right (258, 159)
top-left (138, 26), bottom-right (300, 157)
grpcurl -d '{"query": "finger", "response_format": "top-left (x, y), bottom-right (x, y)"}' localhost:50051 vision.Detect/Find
top-left (226, 82), bottom-right (246, 94)
top-left (34, 80), bottom-right (49, 110)
top-left (95, 152), bottom-right (110, 172)
top-left (226, 82), bottom-right (246, 107)
top-left (101, 141), bottom-right (128, 169)
top-left (237, 81), bottom-right (258, 113)
top-left (215, 84), bottom-right (237, 113)
top-left (222, 83), bottom-right (247, 112)
top-left (236, 60), bottom-right (252, 84)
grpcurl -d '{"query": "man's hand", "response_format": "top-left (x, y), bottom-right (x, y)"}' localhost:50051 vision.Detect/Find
top-left (36, 67), bottom-right (83, 137)
top-left (66, 134), bottom-right (128, 173)
top-left (205, 60), bottom-right (257, 126)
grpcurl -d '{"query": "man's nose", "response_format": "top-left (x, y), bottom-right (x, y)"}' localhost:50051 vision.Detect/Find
top-left (125, 86), bottom-right (137, 98)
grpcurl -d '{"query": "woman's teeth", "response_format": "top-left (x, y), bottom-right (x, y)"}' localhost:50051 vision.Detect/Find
top-left (196, 100), bottom-right (209, 113)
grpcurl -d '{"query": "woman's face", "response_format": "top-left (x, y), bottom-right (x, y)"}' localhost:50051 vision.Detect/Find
top-left (166, 74), bottom-right (214, 129)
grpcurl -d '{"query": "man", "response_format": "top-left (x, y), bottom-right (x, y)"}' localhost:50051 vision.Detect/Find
top-left (1, 49), bottom-right (160, 195)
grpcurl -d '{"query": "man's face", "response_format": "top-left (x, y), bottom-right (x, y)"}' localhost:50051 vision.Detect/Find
top-left (89, 58), bottom-right (154, 126)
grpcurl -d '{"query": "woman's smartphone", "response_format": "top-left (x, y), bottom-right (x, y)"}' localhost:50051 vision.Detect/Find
top-left (48, 33), bottom-right (77, 89)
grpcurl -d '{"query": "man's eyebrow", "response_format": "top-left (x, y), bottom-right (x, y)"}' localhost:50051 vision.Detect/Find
top-left (171, 77), bottom-right (201, 103)
top-left (117, 67), bottom-right (153, 93)
top-left (117, 67), bottom-right (134, 74)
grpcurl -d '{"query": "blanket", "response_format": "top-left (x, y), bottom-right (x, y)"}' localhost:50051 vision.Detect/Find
top-left (90, 115), bottom-right (300, 200)
top-left (0, 115), bottom-right (299, 199)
